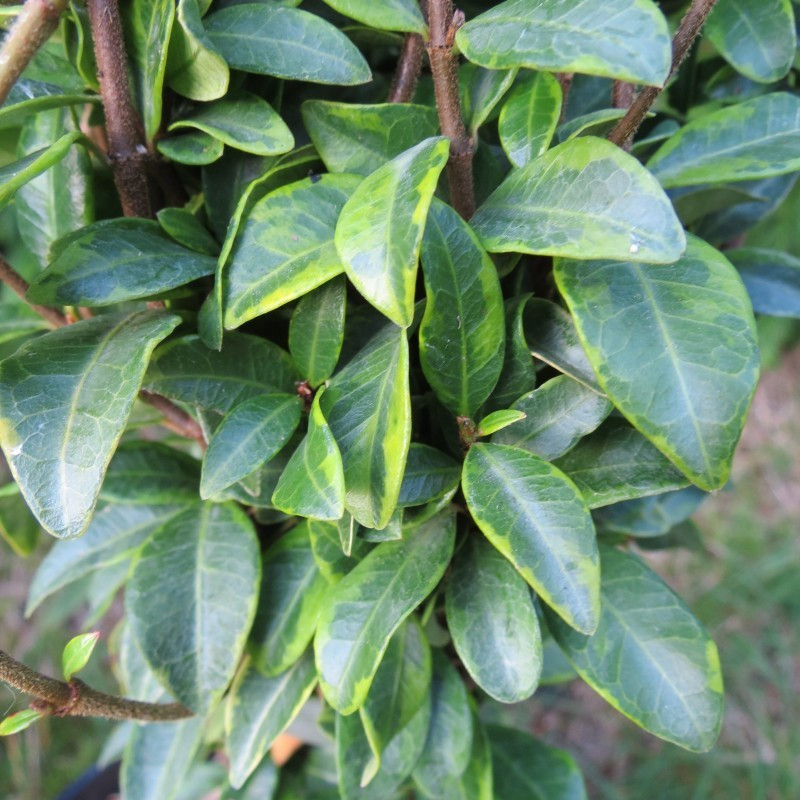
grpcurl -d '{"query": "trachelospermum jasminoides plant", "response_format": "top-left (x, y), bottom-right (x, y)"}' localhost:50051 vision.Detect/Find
top-left (0, 0), bottom-right (797, 795)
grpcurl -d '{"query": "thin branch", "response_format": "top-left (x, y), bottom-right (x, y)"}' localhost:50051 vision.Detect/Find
top-left (86, 0), bottom-right (152, 218)
top-left (0, 256), bottom-right (67, 328)
top-left (0, 0), bottom-right (69, 106)
top-left (388, 33), bottom-right (425, 103)
top-left (608, 0), bottom-right (719, 148)
top-left (425, 0), bottom-right (475, 220)
top-left (612, 80), bottom-right (636, 111)
top-left (0, 651), bottom-right (191, 722)
top-left (555, 72), bottom-right (574, 123)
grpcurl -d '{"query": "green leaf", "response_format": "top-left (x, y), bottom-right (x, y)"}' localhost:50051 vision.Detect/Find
top-left (397, 444), bottom-right (460, 509)
top-left (157, 131), bottom-right (224, 165)
top-left (492, 375), bottom-right (612, 460)
top-left (476, 409), bottom-right (526, 437)
top-left (0, 302), bottom-right (48, 347)
top-left (456, 0), bottom-right (671, 86)
top-left (498, 71), bottom-right (562, 168)
top-left (170, 92), bottom-right (294, 156)
top-left (463, 443), bottom-right (600, 634)
top-left (335, 137), bottom-right (450, 327)
top-left (225, 653), bottom-right (318, 789)
top-left (221, 761), bottom-right (278, 800)
top-left (445, 535), bottom-right (541, 703)
top-left (249, 523), bottom-right (328, 676)
top-left (419, 199), bottom-right (505, 416)
top-left (62, 631), bottom-right (100, 681)
top-left (201, 394), bottom-right (301, 499)
top-left (556, 108), bottom-right (632, 142)
top-left (127, 503), bottom-right (261, 712)
top-left (547, 546), bottom-right (724, 752)
top-left (320, 0), bottom-right (426, 33)
top-left (0, 86), bottom-right (99, 130)
top-left (459, 64), bottom-right (517, 134)
top-left (472, 137), bottom-right (686, 263)
top-left (314, 511), bottom-right (455, 714)
top-left (27, 220), bottom-right (216, 307)
top-left (157, 208), bottom-right (219, 256)
top-left (359, 619), bottom-right (431, 784)
top-left (205, 5), bottom-right (371, 85)
top-left (0, 311), bottom-right (180, 539)
top-left (288, 277), bottom-right (346, 388)
top-left (705, 0), bottom-right (795, 84)
top-left (554, 236), bottom-right (759, 490)
top-left (594, 486), bottom-right (706, 538)
top-left (487, 725), bottom-right (587, 800)
top-left (488, 294), bottom-right (537, 410)
top-left (0, 709), bottom-right (43, 736)
top-left (320, 324), bottom-right (411, 529)
top-left (726, 248), bottom-right (800, 318)
top-left (0, 131), bottom-right (83, 210)
top-left (0, 483), bottom-right (39, 557)
top-left (166, 0), bottom-right (229, 101)
top-left (272, 391), bottom-right (346, 520)
top-left (145, 333), bottom-right (298, 413)
top-left (302, 101), bottom-right (440, 176)
top-left (223, 174), bottom-right (359, 329)
top-left (647, 93), bottom-right (800, 188)
top-left (307, 518), bottom-right (370, 584)
top-left (553, 419), bottom-right (691, 508)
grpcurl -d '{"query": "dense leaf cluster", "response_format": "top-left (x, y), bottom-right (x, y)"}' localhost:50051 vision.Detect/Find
top-left (0, 0), bottom-right (798, 797)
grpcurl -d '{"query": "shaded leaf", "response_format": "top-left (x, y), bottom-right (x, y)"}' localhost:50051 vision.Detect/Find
top-left (157, 131), bottom-right (224, 165)
top-left (307, 518), bottom-right (370, 584)
top-left (726, 247), bottom-right (800, 318)
top-left (488, 294), bottom-right (537, 410)
top-left (0, 483), bottom-right (39, 557)
top-left (459, 64), bottom-right (517, 134)
top-left (157, 207), bottom-right (219, 256)
top-left (397, 444), bottom-right (461, 509)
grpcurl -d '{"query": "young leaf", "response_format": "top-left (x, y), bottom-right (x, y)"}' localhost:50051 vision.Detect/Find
top-left (205, 5), bottom-right (371, 85)
top-left (445, 535), bottom-right (542, 703)
top-left (456, 0), bottom-right (671, 86)
top-left (335, 137), bottom-right (450, 327)
top-left (157, 131), bottom-right (224, 165)
top-left (554, 236), bottom-right (760, 490)
top-left (726, 248), bottom-right (800, 317)
top-left (157, 208), bottom-right (219, 256)
top-left (0, 311), bottom-right (180, 539)
top-left (201, 394), bottom-right (302, 499)
top-left (320, 0), bottom-right (426, 33)
top-left (62, 631), bottom-right (100, 681)
top-left (498, 71), bottom-right (563, 168)
top-left (476, 409), bottom-right (526, 437)
top-left (463, 443), bottom-right (600, 634)
top-left (419, 199), bottom-right (506, 417)
top-left (472, 137), bottom-right (686, 264)
top-left (225, 653), bottom-right (318, 789)
top-left (127, 503), bottom-right (261, 713)
top-left (314, 511), bottom-right (455, 714)
top-left (307, 518), bottom-right (370, 584)
top-left (546, 546), bottom-right (724, 752)
top-left (397, 444), bottom-right (461, 509)
top-left (0, 709), bottom-right (43, 736)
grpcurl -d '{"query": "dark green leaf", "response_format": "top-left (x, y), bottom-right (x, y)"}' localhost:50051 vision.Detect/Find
top-left (157, 131), bottom-right (224, 165)
top-left (556, 108), bottom-right (632, 142)
top-left (0, 483), bottom-right (39, 558)
top-left (157, 207), bottom-right (219, 256)
top-left (320, 0), bottom-right (426, 33)
top-left (488, 294), bottom-right (537, 410)
top-left (397, 444), bottom-right (461, 509)
top-left (459, 64), bottom-right (517, 134)
top-left (726, 248), bottom-right (800, 317)
top-left (0, 302), bottom-right (48, 346)
top-left (594, 486), bottom-right (706, 537)
top-left (307, 518), bottom-right (370, 584)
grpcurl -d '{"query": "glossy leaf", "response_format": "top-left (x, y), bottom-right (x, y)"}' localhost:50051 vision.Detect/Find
top-left (446, 535), bottom-right (542, 703)
top-left (157, 131), bottom-right (224, 165)
top-left (0, 311), bottom-right (179, 539)
top-left (0, 709), bottom-right (43, 736)
top-left (472, 137), bottom-right (686, 264)
top-left (205, 5), bottom-right (371, 85)
top-left (547, 546), bottom-right (724, 752)
top-left (335, 137), bottom-right (450, 327)
top-left (476, 409), bottom-right (526, 437)
top-left (463, 443), bottom-right (600, 634)
top-left (127, 503), bottom-right (260, 712)
top-left (62, 631), bottom-right (100, 681)
top-left (307, 518), bottom-right (370, 584)
top-left (460, 64), bottom-right (517, 134)
top-left (397, 444), bottom-right (460, 509)
top-left (157, 208), bottom-right (219, 256)
top-left (320, 0), bottom-right (426, 33)
top-left (457, 0), bottom-right (671, 86)
top-left (726, 248), bottom-right (800, 318)
top-left (555, 236), bottom-right (759, 490)
top-left (314, 511), bottom-right (455, 714)
top-left (419, 199), bottom-right (505, 416)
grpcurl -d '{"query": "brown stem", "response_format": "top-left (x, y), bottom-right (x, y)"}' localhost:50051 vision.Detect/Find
top-left (425, 0), bottom-right (475, 220)
top-left (86, 0), bottom-right (152, 218)
top-left (0, 0), bottom-right (69, 106)
top-left (608, 0), bottom-right (719, 148)
top-left (0, 651), bottom-right (191, 722)
top-left (555, 72), bottom-right (574, 123)
top-left (388, 33), bottom-right (425, 103)
top-left (0, 256), bottom-right (68, 328)
top-left (612, 80), bottom-right (636, 110)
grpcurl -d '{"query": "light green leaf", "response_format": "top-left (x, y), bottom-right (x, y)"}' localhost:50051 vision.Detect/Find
top-left (0, 311), bottom-right (180, 540)
top-left (307, 518), bottom-right (370, 584)
top-left (201, 394), bottom-right (301, 499)
top-left (157, 131), bottom-right (224, 165)
top-left (727, 247), bottom-right (800, 317)
top-left (488, 294), bottom-right (537, 410)
top-left (320, 324), bottom-right (411, 529)
top-left (456, 0), bottom-right (671, 86)
top-left (554, 236), bottom-right (760, 490)
top-left (647, 93), bottom-right (800, 188)
top-left (27, 220), bottom-right (216, 307)
top-left (223, 174), bottom-right (359, 329)
top-left (397, 443), bottom-right (460, 509)
top-left (476, 409), bottom-right (526, 437)
top-left (463, 443), bottom-right (600, 634)
top-left (272, 391), bottom-right (346, 521)
top-left (320, 0), bottom-right (426, 33)
top-left (301, 101), bottom-right (440, 176)
top-left (314, 511), bottom-right (455, 714)
top-left (169, 92), bottom-right (294, 156)
top-left (446, 535), bottom-right (541, 703)
top-left (248, 524), bottom-right (328, 676)
top-left (705, 0), bottom-right (795, 84)
top-left (127, 503), bottom-right (261, 712)
top-left (498, 71), bottom-right (562, 168)
top-left (157, 208), bottom-right (219, 256)
top-left (419, 199), bottom-right (505, 417)
top-left (472, 137), bottom-right (686, 264)
top-left (335, 137), bottom-right (450, 327)
top-left (205, 5), bottom-right (371, 85)
top-left (288, 277), bottom-right (346, 388)
top-left (62, 631), bottom-right (100, 681)
top-left (459, 64), bottom-right (517, 134)
top-left (557, 107), bottom-right (632, 142)
top-left (492, 375), bottom-right (612, 460)
top-left (225, 653), bottom-right (317, 789)
top-left (547, 546), bottom-right (724, 752)
top-left (0, 709), bottom-right (43, 736)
